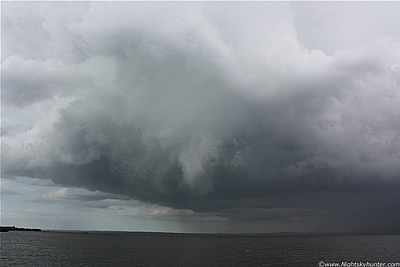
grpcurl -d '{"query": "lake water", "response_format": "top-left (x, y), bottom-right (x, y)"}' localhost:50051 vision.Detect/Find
top-left (1, 232), bottom-right (399, 266)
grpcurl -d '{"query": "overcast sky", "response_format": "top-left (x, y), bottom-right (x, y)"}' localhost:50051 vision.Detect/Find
top-left (2, 2), bottom-right (400, 233)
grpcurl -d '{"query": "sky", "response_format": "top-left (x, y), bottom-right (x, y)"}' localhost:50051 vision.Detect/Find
top-left (1, 1), bottom-right (400, 233)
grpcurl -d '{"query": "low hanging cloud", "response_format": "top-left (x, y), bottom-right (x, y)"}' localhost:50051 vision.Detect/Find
top-left (2, 2), bottom-right (400, 232)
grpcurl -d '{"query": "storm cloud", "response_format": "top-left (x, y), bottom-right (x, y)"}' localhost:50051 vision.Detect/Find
top-left (2, 2), bottom-right (400, 233)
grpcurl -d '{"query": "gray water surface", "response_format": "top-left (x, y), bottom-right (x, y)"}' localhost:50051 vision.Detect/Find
top-left (1, 232), bottom-right (399, 266)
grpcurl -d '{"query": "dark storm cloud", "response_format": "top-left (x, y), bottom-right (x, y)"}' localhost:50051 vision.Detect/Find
top-left (3, 2), bottom-right (400, 232)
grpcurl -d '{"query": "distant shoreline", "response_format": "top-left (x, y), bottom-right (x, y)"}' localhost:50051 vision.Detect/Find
top-left (42, 230), bottom-right (400, 236)
top-left (0, 226), bottom-right (41, 232)
top-left (1, 226), bottom-right (399, 236)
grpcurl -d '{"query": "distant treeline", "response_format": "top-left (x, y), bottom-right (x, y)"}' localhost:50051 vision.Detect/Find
top-left (0, 226), bottom-right (41, 232)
